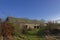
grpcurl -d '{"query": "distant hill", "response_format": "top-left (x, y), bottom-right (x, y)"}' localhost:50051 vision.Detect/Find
top-left (5, 16), bottom-right (45, 24)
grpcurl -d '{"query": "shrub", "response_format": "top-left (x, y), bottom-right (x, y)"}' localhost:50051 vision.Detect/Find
top-left (2, 22), bottom-right (14, 37)
top-left (37, 28), bottom-right (46, 37)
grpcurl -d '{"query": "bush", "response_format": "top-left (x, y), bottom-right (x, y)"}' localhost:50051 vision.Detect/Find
top-left (37, 28), bottom-right (46, 37)
top-left (2, 22), bottom-right (14, 36)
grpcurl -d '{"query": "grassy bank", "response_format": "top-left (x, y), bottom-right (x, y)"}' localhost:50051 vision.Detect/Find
top-left (13, 28), bottom-right (46, 40)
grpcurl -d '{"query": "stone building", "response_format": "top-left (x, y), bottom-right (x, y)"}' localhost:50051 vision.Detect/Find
top-left (23, 23), bottom-right (40, 29)
top-left (5, 17), bottom-right (47, 29)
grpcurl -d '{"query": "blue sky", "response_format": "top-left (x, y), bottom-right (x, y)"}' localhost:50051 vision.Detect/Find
top-left (0, 0), bottom-right (60, 20)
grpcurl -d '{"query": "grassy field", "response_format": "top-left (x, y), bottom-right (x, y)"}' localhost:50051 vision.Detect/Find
top-left (13, 34), bottom-right (45, 40)
top-left (13, 28), bottom-right (46, 40)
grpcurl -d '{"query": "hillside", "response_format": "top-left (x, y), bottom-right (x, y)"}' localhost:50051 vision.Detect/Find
top-left (5, 17), bottom-right (45, 24)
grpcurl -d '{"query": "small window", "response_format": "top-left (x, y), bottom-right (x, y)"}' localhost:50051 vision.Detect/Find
top-left (37, 26), bottom-right (39, 29)
top-left (24, 25), bottom-right (27, 28)
top-left (34, 26), bottom-right (36, 28)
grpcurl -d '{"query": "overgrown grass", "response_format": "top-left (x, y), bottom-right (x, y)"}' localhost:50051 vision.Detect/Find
top-left (13, 28), bottom-right (46, 40)
top-left (13, 24), bottom-right (46, 40)
top-left (13, 34), bottom-right (45, 40)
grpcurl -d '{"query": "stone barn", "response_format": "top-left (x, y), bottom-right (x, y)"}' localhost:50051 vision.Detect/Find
top-left (5, 17), bottom-right (46, 30)
top-left (23, 24), bottom-right (40, 29)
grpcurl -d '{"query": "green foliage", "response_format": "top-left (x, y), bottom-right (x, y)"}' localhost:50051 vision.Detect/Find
top-left (37, 28), bottom-right (46, 37)
top-left (12, 24), bottom-right (20, 36)
top-left (19, 28), bottom-right (46, 40)
top-left (26, 28), bottom-right (46, 38)
top-left (21, 28), bottom-right (28, 34)
top-left (27, 29), bottom-right (39, 35)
